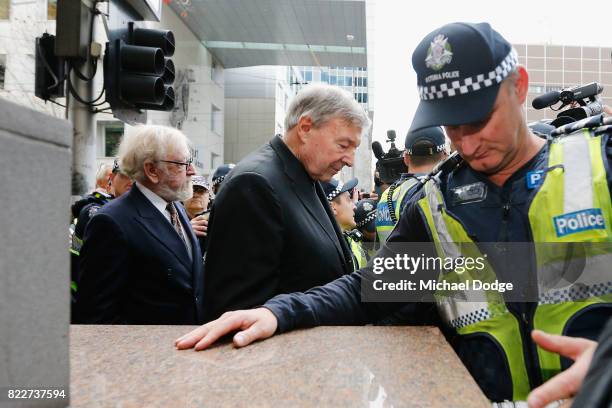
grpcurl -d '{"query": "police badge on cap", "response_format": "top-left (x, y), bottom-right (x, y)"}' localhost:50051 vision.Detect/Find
top-left (410, 22), bottom-right (518, 132)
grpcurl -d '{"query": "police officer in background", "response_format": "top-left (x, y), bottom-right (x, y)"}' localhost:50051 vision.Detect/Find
top-left (321, 178), bottom-right (368, 271)
top-left (376, 126), bottom-right (447, 243)
top-left (207, 163), bottom-right (235, 211)
top-left (211, 163), bottom-right (235, 195)
top-left (70, 159), bottom-right (132, 322)
top-left (354, 198), bottom-right (379, 260)
top-left (176, 22), bottom-right (612, 404)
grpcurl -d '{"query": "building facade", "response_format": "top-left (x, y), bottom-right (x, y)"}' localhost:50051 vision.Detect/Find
top-left (223, 66), bottom-right (294, 164)
top-left (515, 43), bottom-right (612, 123)
top-left (0, 0), bottom-right (225, 180)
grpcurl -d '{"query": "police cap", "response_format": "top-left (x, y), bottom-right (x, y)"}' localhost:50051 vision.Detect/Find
top-left (410, 22), bottom-right (517, 132)
top-left (321, 178), bottom-right (358, 202)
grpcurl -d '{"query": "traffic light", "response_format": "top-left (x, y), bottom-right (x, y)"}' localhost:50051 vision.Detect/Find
top-left (35, 33), bottom-right (66, 101)
top-left (104, 22), bottom-right (175, 112)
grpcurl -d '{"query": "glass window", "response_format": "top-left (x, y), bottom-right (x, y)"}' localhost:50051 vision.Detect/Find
top-left (321, 71), bottom-right (328, 83)
top-left (0, 0), bottom-right (9, 19)
top-left (583, 47), bottom-right (599, 59)
top-left (305, 71), bottom-right (312, 82)
top-left (104, 126), bottom-right (124, 157)
top-left (546, 46), bottom-right (562, 58)
top-left (330, 75), bottom-right (336, 85)
top-left (362, 77), bottom-right (367, 87)
top-left (48, 0), bottom-right (57, 20)
top-left (345, 76), bottom-right (352, 86)
top-left (362, 93), bottom-right (368, 104)
top-left (0, 55), bottom-right (6, 89)
top-left (211, 104), bottom-right (222, 134)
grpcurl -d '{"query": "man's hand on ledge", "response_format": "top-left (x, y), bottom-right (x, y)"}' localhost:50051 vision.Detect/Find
top-left (175, 308), bottom-right (278, 351)
top-left (527, 329), bottom-right (597, 408)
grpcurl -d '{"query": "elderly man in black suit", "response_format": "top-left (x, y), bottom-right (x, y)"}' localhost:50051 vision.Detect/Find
top-left (76, 125), bottom-right (204, 324)
top-left (201, 84), bottom-right (371, 322)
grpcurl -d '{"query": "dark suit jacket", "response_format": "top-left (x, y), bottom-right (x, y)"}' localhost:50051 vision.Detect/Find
top-left (76, 185), bottom-right (205, 324)
top-left (203, 136), bottom-right (354, 321)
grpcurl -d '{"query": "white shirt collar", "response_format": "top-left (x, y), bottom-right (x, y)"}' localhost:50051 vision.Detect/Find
top-left (135, 182), bottom-right (171, 220)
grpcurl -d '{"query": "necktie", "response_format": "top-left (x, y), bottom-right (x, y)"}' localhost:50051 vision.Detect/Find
top-left (166, 202), bottom-right (187, 245)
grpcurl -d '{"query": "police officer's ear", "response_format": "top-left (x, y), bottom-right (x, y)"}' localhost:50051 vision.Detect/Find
top-left (510, 66), bottom-right (529, 104)
top-left (329, 200), bottom-right (338, 216)
top-left (403, 151), bottom-right (411, 168)
top-left (296, 115), bottom-right (314, 143)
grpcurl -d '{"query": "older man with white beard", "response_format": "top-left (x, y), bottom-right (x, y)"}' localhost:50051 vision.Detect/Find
top-left (76, 125), bottom-right (205, 324)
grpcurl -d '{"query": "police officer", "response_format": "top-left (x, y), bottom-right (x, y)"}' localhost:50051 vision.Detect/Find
top-left (176, 22), bottom-right (612, 404)
top-left (376, 126), bottom-right (448, 242)
top-left (70, 159), bottom-right (132, 322)
top-left (354, 198), bottom-right (379, 260)
top-left (211, 163), bottom-right (235, 195)
top-left (208, 163), bottom-right (235, 211)
top-left (321, 178), bottom-right (367, 271)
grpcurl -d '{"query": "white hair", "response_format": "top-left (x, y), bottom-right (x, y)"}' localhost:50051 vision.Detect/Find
top-left (284, 84), bottom-right (371, 136)
top-left (95, 163), bottom-right (112, 187)
top-left (118, 125), bottom-right (191, 184)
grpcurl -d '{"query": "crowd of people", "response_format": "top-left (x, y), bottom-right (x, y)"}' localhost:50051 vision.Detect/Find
top-left (67, 21), bottom-right (611, 407)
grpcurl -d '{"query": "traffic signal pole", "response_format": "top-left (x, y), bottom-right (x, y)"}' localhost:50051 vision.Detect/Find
top-left (69, 52), bottom-right (97, 197)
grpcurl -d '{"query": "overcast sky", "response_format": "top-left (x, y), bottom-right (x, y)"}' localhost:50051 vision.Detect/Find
top-left (370, 0), bottom-right (612, 145)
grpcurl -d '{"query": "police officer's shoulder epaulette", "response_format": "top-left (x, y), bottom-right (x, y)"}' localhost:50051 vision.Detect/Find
top-left (551, 114), bottom-right (612, 138)
top-left (87, 205), bottom-right (101, 218)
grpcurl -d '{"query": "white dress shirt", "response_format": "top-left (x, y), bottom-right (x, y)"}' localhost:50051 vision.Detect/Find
top-left (135, 182), bottom-right (193, 259)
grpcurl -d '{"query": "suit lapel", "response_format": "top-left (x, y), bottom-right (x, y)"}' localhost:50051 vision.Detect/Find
top-left (129, 186), bottom-right (193, 271)
top-left (270, 137), bottom-right (351, 273)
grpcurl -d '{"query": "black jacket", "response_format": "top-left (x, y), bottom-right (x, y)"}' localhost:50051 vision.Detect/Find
top-left (76, 185), bottom-right (205, 324)
top-left (572, 317), bottom-right (612, 408)
top-left (202, 136), bottom-right (353, 321)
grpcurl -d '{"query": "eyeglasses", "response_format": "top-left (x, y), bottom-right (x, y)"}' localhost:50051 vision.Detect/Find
top-left (160, 157), bottom-right (193, 171)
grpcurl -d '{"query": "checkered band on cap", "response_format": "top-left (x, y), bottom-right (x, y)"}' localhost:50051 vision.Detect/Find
top-left (356, 211), bottom-right (377, 228)
top-left (326, 181), bottom-right (344, 201)
top-left (212, 175), bottom-right (226, 186)
top-left (418, 49), bottom-right (518, 101)
top-left (448, 307), bottom-right (491, 329)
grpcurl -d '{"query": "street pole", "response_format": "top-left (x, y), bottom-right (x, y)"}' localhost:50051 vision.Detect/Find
top-left (68, 3), bottom-right (97, 197)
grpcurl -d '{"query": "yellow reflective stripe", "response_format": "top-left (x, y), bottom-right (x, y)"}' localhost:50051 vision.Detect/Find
top-left (376, 179), bottom-right (421, 243)
top-left (393, 178), bottom-right (420, 219)
top-left (347, 236), bottom-right (367, 270)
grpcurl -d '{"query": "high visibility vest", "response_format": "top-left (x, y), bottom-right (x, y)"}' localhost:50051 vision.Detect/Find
top-left (346, 235), bottom-right (367, 271)
top-left (416, 131), bottom-right (612, 401)
top-left (376, 177), bottom-right (422, 243)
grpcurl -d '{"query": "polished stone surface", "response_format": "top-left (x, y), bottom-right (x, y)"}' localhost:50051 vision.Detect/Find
top-left (71, 325), bottom-right (489, 407)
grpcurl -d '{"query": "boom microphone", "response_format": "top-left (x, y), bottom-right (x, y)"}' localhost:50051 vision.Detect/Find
top-left (372, 141), bottom-right (384, 160)
top-left (532, 90), bottom-right (561, 110)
